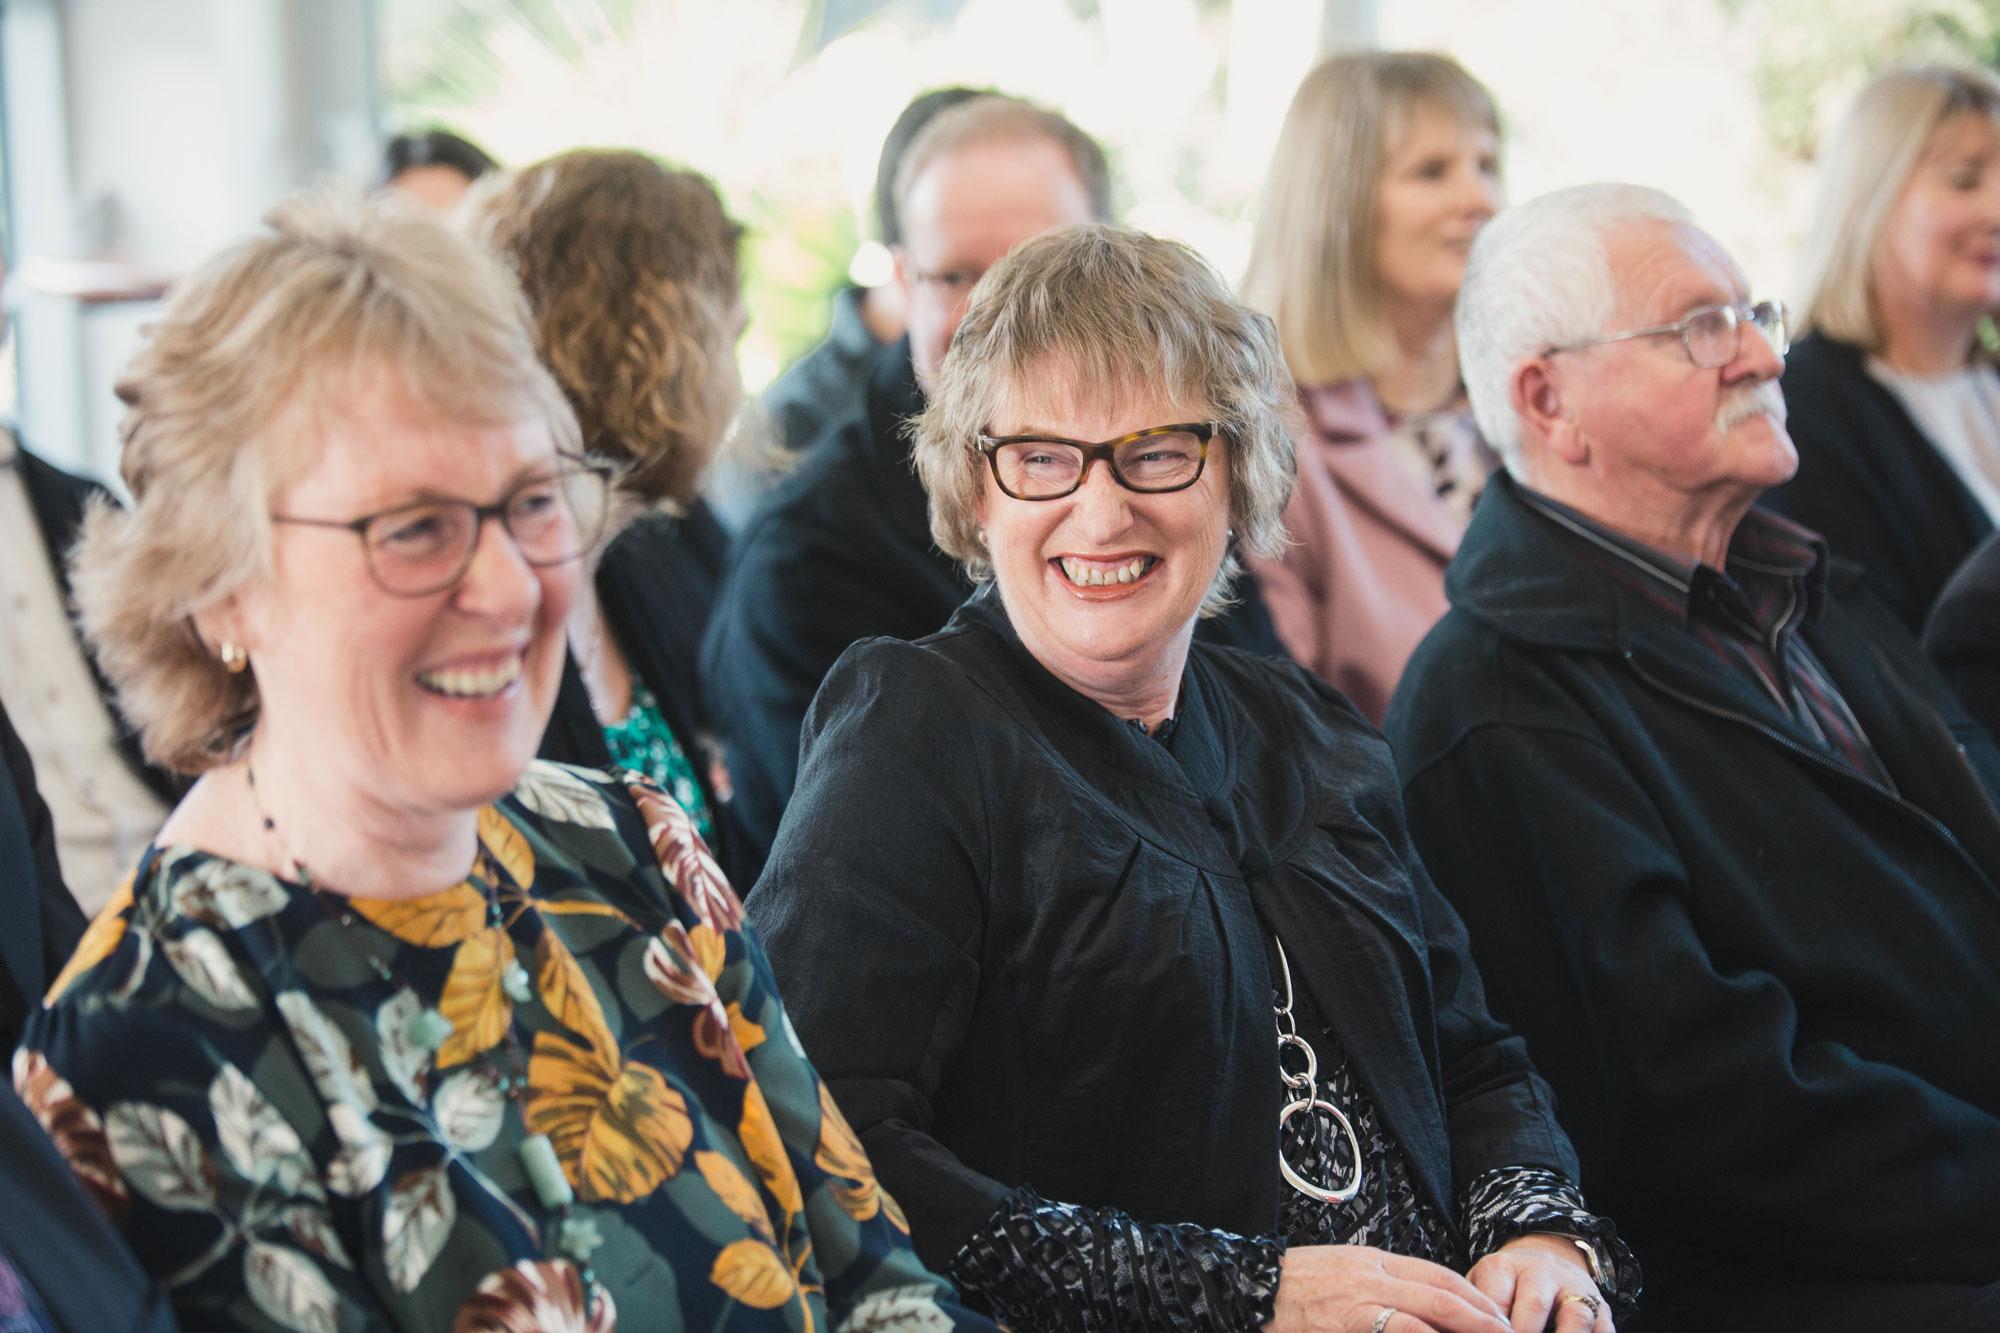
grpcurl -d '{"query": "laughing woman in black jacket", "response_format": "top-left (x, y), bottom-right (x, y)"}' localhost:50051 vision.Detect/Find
top-left (748, 224), bottom-right (1636, 1333)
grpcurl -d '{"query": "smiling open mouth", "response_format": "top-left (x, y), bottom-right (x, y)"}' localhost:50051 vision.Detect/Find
top-left (415, 656), bottom-right (523, 699)
top-left (1056, 555), bottom-right (1158, 587)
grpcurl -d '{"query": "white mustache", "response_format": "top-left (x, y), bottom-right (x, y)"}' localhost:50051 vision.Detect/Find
top-left (1716, 381), bottom-right (1788, 433)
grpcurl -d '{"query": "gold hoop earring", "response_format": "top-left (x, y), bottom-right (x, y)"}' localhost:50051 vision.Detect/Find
top-left (219, 642), bottom-right (248, 674)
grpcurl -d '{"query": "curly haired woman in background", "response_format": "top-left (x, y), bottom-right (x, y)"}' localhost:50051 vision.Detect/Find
top-left (468, 151), bottom-right (756, 883)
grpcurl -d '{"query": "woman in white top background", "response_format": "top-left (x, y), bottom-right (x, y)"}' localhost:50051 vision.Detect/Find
top-left (1768, 63), bottom-right (2000, 632)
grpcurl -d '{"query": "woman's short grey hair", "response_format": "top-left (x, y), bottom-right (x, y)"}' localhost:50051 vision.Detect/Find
top-left (1794, 64), bottom-right (2000, 349)
top-left (1457, 183), bottom-right (1693, 472)
top-left (913, 223), bottom-right (1297, 617)
top-left (70, 184), bottom-right (580, 775)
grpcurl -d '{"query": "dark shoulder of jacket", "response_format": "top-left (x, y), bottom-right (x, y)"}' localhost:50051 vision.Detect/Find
top-left (1381, 606), bottom-right (1589, 786)
top-left (1193, 636), bottom-right (1374, 735)
top-left (800, 622), bottom-right (998, 750)
top-left (16, 441), bottom-right (111, 553)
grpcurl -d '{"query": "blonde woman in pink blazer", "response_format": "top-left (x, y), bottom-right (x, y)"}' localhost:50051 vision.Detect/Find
top-left (1242, 52), bottom-right (1502, 722)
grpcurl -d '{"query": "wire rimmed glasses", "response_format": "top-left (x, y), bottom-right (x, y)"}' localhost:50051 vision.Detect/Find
top-left (1544, 298), bottom-right (1789, 369)
top-left (976, 423), bottom-right (1219, 501)
top-left (270, 456), bottom-right (614, 597)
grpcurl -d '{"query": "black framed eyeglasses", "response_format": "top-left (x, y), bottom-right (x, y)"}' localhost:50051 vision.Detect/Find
top-left (1544, 298), bottom-right (1789, 369)
top-left (270, 456), bottom-right (614, 597)
top-left (975, 423), bottom-right (1219, 501)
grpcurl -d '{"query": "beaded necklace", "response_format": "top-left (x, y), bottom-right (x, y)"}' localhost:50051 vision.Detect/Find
top-left (245, 763), bottom-right (610, 1317)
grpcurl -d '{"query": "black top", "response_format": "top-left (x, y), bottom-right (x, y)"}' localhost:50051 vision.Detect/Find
top-left (14, 442), bottom-right (179, 804)
top-left (0, 699), bottom-right (85, 1051)
top-left (1765, 332), bottom-right (1993, 632)
top-left (1386, 472), bottom-right (2000, 1299)
top-left (1924, 529), bottom-right (2000, 740)
top-left (702, 343), bottom-right (1292, 870)
top-left (538, 500), bottom-right (752, 887)
top-left (748, 586), bottom-right (1582, 1279)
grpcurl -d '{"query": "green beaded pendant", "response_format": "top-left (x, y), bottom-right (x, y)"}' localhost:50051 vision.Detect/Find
top-left (555, 1215), bottom-right (603, 1261)
top-left (405, 1006), bottom-right (455, 1052)
top-left (502, 960), bottom-right (533, 1004)
top-left (518, 1131), bottom-right (574, 1211)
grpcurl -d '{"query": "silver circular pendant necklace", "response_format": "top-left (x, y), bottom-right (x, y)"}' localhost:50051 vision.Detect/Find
top-left (1273, 936), bottom-right (1365, 1205)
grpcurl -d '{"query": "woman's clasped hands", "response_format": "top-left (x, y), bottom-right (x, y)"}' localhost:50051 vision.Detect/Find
top-left (1270, 1238), bottom-right (1611, 1333)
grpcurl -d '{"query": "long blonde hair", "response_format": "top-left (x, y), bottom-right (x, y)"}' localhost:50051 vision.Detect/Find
top-left (1241, 50), bottom-right (1497, 387)
top-left (1795, 63), bottom-right (2000, 349)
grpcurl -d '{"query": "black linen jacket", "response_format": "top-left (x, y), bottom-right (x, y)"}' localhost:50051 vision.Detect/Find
top-left (1765, 332), bottom-right (1993, 633)
top-left (748, 588), bottom-right (1578, 1273)
top-left (538, 500), bottom-right (752, 887)
top-left (1384, 473), bottom-right (2000, 1297)
top-left (701, 344), bottom-right (1293, 875)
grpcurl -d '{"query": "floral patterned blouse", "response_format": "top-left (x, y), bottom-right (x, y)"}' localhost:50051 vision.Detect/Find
top-left (15, 762), bottom-right (990, 1333)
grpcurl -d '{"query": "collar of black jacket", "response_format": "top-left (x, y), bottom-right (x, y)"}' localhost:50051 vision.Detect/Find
top-left (943, 584), bottom-right (1246, 859)
top-left (1448, 470), bottom-right (1869, 655)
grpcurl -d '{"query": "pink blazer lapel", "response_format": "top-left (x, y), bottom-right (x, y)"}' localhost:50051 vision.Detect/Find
top-left (1300, 383), bottom-right (1463, 563)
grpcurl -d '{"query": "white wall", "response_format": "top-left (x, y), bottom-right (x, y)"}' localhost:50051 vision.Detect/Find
top-left (3, 0), bottom-right (378, 481)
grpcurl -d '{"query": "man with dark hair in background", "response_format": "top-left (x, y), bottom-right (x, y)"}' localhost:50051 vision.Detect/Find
top-left (756, 85), bottom-right (987, 470)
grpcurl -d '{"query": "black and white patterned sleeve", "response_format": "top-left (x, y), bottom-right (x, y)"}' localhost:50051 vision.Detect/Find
top-left (1460, 1166), bottom-right (1642, 1313)
top-left (944, 1185), bottom-right (1287, 1333)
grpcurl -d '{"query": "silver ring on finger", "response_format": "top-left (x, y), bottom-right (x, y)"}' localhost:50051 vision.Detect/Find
top-left (1557, 1291), bottom-right (1603, 1319)
top-left (1370, 1308), bottom-right (1395, 1333)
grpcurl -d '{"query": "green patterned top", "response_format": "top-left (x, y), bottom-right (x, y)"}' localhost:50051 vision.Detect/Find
top-left (17, 763), bottom-right (990, 1333)
top-left (602, 686), bottom-right (715, 846)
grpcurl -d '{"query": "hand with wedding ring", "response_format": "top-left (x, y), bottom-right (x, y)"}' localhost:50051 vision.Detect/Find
top-left (1264, 1243), bottom-right (1515, 1332)
top-left (1465, 1234), bottom-right (1614, 1332)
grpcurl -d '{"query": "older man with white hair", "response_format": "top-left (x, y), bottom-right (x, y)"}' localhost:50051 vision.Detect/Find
top-left (1384, 183), bottom-right (2000, 1330)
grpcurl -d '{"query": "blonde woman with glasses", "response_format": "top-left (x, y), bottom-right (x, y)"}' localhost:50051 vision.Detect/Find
top-left (16, 189), bottom-right (994, 1333)
top-left (1769, 64), bottom-right (2000, 632)
top-left (1240, 51), bottom-right (1502, 723)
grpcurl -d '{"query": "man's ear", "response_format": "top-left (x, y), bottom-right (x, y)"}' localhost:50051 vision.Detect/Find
top-left (1509, 356), bottom-right (1588, 469)
top-left (891, 245), bottom-right (914, 302)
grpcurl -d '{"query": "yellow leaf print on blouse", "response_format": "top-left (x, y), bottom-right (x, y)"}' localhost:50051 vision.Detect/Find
top-left (525, 930), bottom-right (691, 1203)
top-left (813, 1079), bottom-right (887, 1224)
top-left (694, 1150), bottom-right (775, 1242)
top-left (436, 929), bottom-right (516, 1069)
top-left (478, 806), bottom-right (537, 891)
top-left (709, 1237), bottom-right (796, 1311)
top-left (45, 872), bottom-right (134, 1005)
top-left (350, 884), bottom-right (488, 948)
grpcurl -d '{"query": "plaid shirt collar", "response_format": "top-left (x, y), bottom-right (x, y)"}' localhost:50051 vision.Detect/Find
top-left (1513, 487), bottom-right (1830, 642)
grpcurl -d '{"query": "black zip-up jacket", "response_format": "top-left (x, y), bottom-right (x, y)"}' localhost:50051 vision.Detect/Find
top-left (1384, 473), bottom-right (2000, 1304)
